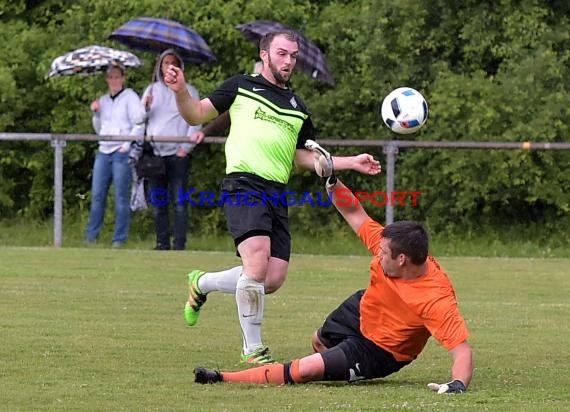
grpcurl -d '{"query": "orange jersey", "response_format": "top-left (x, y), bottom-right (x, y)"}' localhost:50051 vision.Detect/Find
top-left (357, 217), bottom-right (469, 362)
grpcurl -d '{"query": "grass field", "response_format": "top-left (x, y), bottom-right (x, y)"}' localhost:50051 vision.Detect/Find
top-left (1, 247), bottom-right (569, 411)
top-left (2, 216), bottom-right (570, 258)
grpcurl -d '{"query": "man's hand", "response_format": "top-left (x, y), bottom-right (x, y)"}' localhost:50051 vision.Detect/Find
top-left (304, 140), bottom-right (337, 189)
top-left (427, 380), bottom-right (466, 394)
top-left (352, 153), bottom-right (382, 175)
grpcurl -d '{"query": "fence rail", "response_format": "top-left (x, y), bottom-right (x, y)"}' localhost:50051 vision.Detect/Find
top-left (2, 133), bottom-right (570, 247)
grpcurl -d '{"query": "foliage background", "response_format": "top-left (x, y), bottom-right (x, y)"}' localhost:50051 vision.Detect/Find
top-left (1, 0), bottom-right (569, 242)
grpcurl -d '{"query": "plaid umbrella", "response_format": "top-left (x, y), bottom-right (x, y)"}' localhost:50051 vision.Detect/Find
top-left (236, 20), bottom-right (334, 86)
top-left (48, 45), bottom-right (141, 78)
top-left (109, 17), bottom-right (216, 64)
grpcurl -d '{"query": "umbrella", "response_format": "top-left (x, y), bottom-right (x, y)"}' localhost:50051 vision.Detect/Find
top-left (48, 45), bottom-right (141, 78)
top-left (236, 20), bottom-right (334, 86)
top-left (109, 17), bottom-right (216, 64)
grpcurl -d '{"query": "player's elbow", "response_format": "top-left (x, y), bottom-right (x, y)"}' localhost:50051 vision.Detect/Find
top-left (180, 112), bottom-right (201, 126)
top-left (293, 151), bottom-right (314, 171)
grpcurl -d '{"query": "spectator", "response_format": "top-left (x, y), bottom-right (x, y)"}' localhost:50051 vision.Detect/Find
top-left (84, 65), bottom-right (145, 247)
top-left (141, 49), bottom-right (201, 251)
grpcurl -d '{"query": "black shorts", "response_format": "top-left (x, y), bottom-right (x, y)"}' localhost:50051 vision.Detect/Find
top-left (221, 172), bottom-right (291, 261)
top-left (318, 289), bottom-right (411, 381)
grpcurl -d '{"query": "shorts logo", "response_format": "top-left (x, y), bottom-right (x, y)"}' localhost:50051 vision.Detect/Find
top-left (348, 363), bottom-right (365, 382)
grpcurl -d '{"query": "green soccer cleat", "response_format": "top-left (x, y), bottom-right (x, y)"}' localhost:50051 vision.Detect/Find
top-left (240, 346), bottom-right (276, 366)
top-left (184, 270), bottom-right (207, 326)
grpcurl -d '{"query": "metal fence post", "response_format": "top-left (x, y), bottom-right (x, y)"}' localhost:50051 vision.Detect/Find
top-left (51, 138), bottom-right (66, 247)
top-left (383, 141), bottom-right (399, 225)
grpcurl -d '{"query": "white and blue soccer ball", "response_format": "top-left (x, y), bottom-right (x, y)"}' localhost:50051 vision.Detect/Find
top-left (381, 87), bottom-right (428, 134)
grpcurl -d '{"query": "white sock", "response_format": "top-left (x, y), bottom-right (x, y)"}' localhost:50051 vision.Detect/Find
top-left (236, 273), bottom-right (265, 354)
top-left (197, 265), bottom-right (242, 294)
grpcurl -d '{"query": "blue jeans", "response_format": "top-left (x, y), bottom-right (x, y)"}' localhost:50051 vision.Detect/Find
top-left (148, 155), bottom-right (190, 250)
top-left (85, 150), bottom-right (132, 244)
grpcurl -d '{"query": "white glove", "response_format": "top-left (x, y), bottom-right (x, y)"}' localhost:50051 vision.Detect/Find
top-left (427, 380), bottom-right (466, 394)
top-left (305, 139), bottom-right (334, 177)
top-left (304, 140), bottom-right (337, 189)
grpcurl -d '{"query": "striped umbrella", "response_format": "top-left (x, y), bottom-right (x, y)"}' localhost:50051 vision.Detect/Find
top-left (48, 45), bottom-right (141, 77)
top-left (236, 20), bottom-right (334, 86)
top-left (109, 17), bottom-right (216, 64)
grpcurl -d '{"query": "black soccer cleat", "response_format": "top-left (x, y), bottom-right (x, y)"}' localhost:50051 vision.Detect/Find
top-left (194, 367), bottom-right (223, 384)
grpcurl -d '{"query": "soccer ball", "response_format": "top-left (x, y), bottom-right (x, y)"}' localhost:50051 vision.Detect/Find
top-left (381, 87), bottom-right (428, 134)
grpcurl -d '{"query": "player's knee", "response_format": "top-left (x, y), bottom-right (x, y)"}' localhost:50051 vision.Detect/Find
top-left (264, 283), bottom-right (279, 294)
top-left (311, 330), bottom-right (328, 353)
top-left (264, 265), bottom-right (288, 293)
top-left (264, 277), bottom-right (285, 294)
top-left (244, 239), bottom-right (271, 257)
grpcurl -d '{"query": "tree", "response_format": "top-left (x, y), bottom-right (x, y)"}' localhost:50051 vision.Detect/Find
top-left (0, 0), bottom-right (568, 240)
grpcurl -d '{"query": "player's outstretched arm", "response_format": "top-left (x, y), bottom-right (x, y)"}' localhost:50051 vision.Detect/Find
top-left (303, 140), bottom-right (369, 233)
top-left (295, 142), bottom-right (381, 177)
top-left (428, 341), bottom-right (473, 394)
top-left (164, 65), bottom-right (218, 125)
top-left (328, 178), bottom-right (369, 234)
top-left (332, 153), bottom-right (381, 176)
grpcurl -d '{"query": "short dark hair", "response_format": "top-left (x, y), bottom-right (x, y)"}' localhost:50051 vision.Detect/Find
top-left (383, 221), bottom-right (428, 265)
top-left (259, 30), bottom-right (299, 52)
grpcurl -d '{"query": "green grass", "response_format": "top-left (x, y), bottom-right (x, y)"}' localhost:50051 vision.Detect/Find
top-left (1, 247), bottom-right (569, 411)
top-left (1, 216), bottom-right (570, 257)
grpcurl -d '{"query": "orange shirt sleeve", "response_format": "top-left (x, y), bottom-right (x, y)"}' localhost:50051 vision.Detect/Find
top-left (422, 286), bottom-right (470, 351)
top-left (357, 217), bottom-right (384, 256)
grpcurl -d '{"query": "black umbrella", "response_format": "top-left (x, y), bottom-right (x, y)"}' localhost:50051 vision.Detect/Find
top-left (236, 20), bottom-right (334, 86)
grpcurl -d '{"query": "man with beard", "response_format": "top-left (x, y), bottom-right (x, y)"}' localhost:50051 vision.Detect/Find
top-left (164, 30), bottom-right (381, 365)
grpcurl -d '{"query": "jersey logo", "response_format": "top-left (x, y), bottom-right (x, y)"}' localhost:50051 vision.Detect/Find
top-left (253, 87), bottom-right (266, 92)
top-left (254, 107), bottom-right (295, 134)
top-left (348, 363), bottom-right (365, 382)
top-left (290, 97), bottom-right (298, 108)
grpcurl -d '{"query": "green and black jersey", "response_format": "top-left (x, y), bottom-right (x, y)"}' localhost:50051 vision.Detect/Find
top-left (208, 74), bottom-right (316, 184)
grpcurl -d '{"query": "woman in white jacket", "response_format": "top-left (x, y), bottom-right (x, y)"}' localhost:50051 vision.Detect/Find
top-left (85, 65), bottom-right (145, 247)
top-left (142, 49), bottom-right (201, 251)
